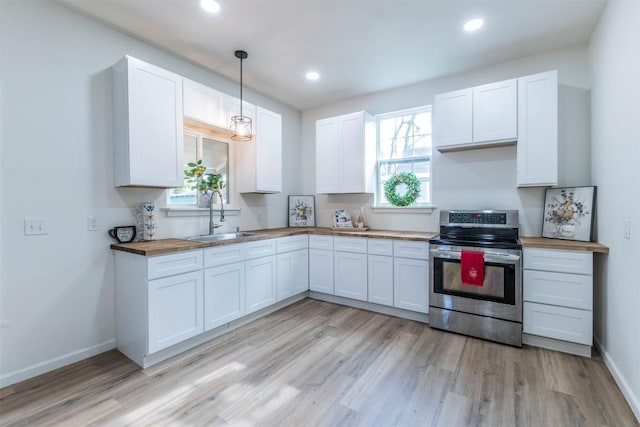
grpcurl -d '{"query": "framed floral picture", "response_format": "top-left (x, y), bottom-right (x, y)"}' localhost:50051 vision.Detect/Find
top-left (288, 195), bottom-right (315, 227)
top-left (542, 186), bottom-right (596, 242)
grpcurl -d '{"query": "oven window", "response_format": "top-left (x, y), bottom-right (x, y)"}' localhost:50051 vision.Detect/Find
top-left (433, 258), bottom-right (516, 304)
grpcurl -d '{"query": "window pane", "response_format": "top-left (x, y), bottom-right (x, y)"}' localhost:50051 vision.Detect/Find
top-left (376, 106), bottom-right (432, 206)
top-left (202, 138), bottom-right (229, 203)
top-left (167, 134), bottom-right (198, 205)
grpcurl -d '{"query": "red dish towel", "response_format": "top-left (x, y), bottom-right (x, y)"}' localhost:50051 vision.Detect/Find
top-left (460, 251), bottom-right (485, 286)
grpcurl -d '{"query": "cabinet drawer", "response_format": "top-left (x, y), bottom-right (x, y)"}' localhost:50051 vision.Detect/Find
top-left (245, 239), bottom-right (277, 260)
top-left (204, 244), bottom-right (245, 268)
top-left (309, 235), bottom-right (333, 250)
top-left (334, 236), bottom-right (367, 253)
top-left (523, 302), bottom-right (592, 345)
top-left (367, 238), bottom-right (393, 256)
top-left (277, 235), bottom-right (308, 253)
top-left (524, 248), bottom-right (592, 275)
top-left (148, 250), bottom-right (203, 280)
top-left (524, 270), bottom-right (592, 310)
top-left (394, 240), bottom-right (429, 260)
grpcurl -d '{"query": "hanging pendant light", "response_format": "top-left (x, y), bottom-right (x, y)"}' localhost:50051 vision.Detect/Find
top-left (230, 50), bottom-right (252, 141)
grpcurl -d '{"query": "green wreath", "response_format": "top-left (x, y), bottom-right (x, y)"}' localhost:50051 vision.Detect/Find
top-left (384, 172), bottom-right (421, 207)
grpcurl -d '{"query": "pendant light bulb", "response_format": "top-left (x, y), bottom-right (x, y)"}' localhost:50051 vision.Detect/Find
top-left (230, 50), bottom-right (252, 141)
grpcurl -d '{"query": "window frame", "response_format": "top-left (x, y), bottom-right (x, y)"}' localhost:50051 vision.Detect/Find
top-left (374, 105), bottom-right (433, 208)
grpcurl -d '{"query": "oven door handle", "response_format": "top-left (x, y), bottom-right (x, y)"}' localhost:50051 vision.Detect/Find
top-left (430, 249), bottom-right (521, 262)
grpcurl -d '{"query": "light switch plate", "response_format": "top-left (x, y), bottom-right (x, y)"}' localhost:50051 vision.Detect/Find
top-left (624, 218), bottom-right (631, 240)
top-left (24, 218), bottom-right (48, 235)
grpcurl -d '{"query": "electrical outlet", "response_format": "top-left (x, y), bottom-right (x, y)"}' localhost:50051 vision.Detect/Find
top-left (24, 218), bottom-right (48, 235)
top-left (87, 216), bottom-right (98, 231)
top-left (624, 218), bottom-right (631, 240)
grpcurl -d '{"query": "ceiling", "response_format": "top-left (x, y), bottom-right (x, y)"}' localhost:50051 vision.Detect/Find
top-left (57, 0), bottom-right (607, 111)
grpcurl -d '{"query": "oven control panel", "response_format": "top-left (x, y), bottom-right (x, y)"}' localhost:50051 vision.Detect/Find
top-left (449, 212), bottom-right (506, 225)
top-left (441, 210), bottom-right (519, 227)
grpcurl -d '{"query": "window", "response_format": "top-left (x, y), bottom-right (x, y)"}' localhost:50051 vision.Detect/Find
top-left (376, 106), bottom-right (432, 206)
top-left (167, 129), bottom-right (230, 205)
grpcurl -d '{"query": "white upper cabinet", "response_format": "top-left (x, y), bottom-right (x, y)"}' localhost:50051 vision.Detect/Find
top-left (433, 88), bottom-right (472, 147)
top-left (237, 106), bottom-right (282, 193)
top-left (473, 79), bottom-right (517, 143)
top-left (434, 78), bottom-right (517, 151)
top-left (113, 56), bottom-right (184, 187)
top-left (183, 78), bottom-right (225, 128)
top-left (316, 111), bottom-right (376, 194)
top-left (517, 70), bottom-right (558, 187)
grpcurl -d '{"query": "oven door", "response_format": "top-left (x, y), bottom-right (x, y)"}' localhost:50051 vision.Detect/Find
top-left (429, 245), bottom-right (522, 322)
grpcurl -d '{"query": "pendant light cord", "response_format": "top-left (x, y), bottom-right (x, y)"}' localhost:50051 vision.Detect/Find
top-left (239, 56), bottom-right (243, 117)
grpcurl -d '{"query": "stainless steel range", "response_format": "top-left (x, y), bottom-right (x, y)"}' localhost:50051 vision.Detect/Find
top-left (429, 210), bottom-right (522, 346)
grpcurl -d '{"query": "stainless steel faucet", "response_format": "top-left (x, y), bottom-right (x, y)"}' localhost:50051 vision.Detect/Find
top-left (208, 189), bottom-right (225, 235)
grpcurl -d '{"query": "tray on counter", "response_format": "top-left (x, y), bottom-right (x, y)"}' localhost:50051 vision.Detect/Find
top-left (331, 227), bottom-right (368, 232)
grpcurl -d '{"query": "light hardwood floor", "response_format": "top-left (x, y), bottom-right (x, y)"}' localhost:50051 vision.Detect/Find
top-left (1, 299), bottom-right (637, 426)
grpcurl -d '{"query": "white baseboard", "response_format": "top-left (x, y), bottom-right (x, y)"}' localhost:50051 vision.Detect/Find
top-left (0, 339), bottom-right (116, 389)
top-left (594, 336), bottom-right (640, 422)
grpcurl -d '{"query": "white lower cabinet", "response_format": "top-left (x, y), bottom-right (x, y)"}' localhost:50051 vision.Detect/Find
top-left (309, 234), bottom-right (334, 293)
top-left (245, 255), bottom-right (277, 314)
top-left (148, 270), bottom-right (204, 354)
top-left (334, 237), bottom-right (368, 301)
top-left (309, 249), bottom-right (334, 293)
top-left (277, 249), bottom-right (309, 300)
top-left (394, 257), bottom-right (429, 313)
top-left (523, 247), bottom-right (594, 349)
top-left (367, 254), bottom-right (393, 306)
top-left (203, 262), bottom-right (245, 331)
top-left (334, 251), bottom-right (368, 301)
top-left (392, 240), bottom-right (429, 314)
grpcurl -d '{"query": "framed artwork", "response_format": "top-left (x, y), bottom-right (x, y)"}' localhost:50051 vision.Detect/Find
top-left (333, 209), bottom-right (353, 227)
top-left (542, 186), bottom-right (596, 242)
top-left (288, 195), bottom-right (315, 227)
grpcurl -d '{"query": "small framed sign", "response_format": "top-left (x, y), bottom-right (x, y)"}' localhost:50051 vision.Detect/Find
top-left (288, 195), bottom-right (315, 227)
top-left (333, 209), bottom-right (353, 228)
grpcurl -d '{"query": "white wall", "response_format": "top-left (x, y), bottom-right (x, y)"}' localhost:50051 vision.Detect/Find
top-left (0, 0), bottom-right (301, 386)
top-left (302, 45), bottom-right (591, 235)
top-left (589, 0), bottom-right (640, 419)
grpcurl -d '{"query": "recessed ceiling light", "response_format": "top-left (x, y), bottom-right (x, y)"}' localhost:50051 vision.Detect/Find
top-left (305, 71), bottom-right (320, 81)
top-left (200, 0), bottom-right (221, 13)
top-left (463, 18), bottom-right (484, 32)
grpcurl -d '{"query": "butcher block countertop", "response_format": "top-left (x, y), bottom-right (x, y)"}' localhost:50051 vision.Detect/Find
top-left (111, 227), bottom-right (438, 256)
top-left (520, 237), bottom-right (609, 254)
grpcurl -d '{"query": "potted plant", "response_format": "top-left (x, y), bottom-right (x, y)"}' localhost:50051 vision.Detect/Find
top-left (184, 160), bottom-right (224, 207)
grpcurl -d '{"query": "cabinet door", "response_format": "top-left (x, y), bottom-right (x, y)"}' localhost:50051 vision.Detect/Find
top-left (334, 251), bottom-right (368, 301)
top-left (517, 70), bottom-right (558, 187)
top-left (254, 107), bottom-right (282, 193)
top-left (276, 251), bottom-right (295, 301)
top-left (309, 249), bottom-right (334, 294)
top-left (245, 255), bottom-right (277, 314)
top-left (277, 249), bottom-right (309, 300)
top-left (315, 117), bottom-right (341, 193)
top-left (394, 257), bottom-right (429, 313)
top-left (472, 79), bottom-right (517, 143)
top-left (183, 78), bottom-right (225, 127)
top-left (368, 255), bottom-right (393, 306)
top-left (433, 88), bottom-right (472, 148)
top-left (340, 112), bottom-right (370, 193)
top-left (203, 262), bottom-right (245, 331)
top-left (292, 249), bottom-right (310, 294)
top-left (148, 271), bottom-right (203, 354)
top-left (113, 56), bottom-right (184, 188)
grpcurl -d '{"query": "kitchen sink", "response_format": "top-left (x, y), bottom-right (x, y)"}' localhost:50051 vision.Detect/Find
top-left (186, 232), bottom-right (264, 242)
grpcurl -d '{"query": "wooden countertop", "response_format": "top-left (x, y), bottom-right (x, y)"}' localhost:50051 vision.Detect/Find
top-left (111, 227), bottom-right (438, 256)
top-left (520, 237), bottom-right (609, 253)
